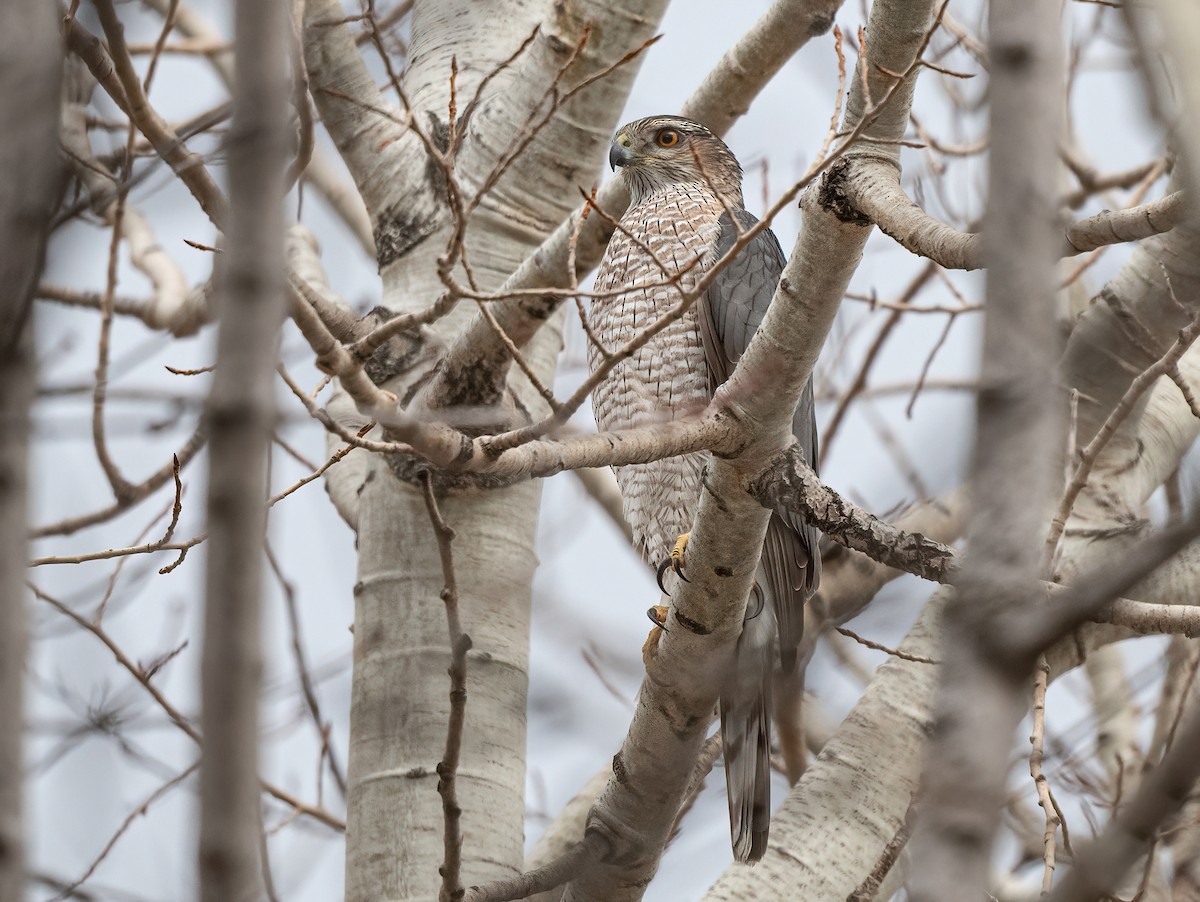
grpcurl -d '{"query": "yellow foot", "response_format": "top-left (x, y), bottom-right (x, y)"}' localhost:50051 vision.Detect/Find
top-left (642, 605), bottom-right (670, 668)
top-left (655, 532), bottom-right (691, 595)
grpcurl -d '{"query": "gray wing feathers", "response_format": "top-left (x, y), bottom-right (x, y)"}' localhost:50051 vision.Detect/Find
top-left (699, 210), bottom-right (821, 668)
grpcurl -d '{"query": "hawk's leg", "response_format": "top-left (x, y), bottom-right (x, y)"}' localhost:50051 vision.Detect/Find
top-left (655, 532), bottom-right (691, 594)
top-left (641, 605), bottom-right (670, 668)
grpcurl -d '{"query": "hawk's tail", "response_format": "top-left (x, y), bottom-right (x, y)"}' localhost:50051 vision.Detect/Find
top-left (720, 600), bottom-right (776, 863)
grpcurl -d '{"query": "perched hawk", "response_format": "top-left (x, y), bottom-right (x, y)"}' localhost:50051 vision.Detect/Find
top-left (588, 115), bottom-right (820, 863)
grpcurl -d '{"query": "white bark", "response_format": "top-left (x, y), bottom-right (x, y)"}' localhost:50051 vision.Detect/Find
top-left (303, 3), bottom-right (670, 898)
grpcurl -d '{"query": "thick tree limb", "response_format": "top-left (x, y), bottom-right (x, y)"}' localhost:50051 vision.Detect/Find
top-left (196, 0), bottom-right (290, 898)
top-left (331, 2), bottom-right (671, 897)
top-left (843, 159), bottom-right (1187, 270)
top-left (302, 0), bottom-right (427, 263)
top-left (0, 3), bottom-right (60, 898)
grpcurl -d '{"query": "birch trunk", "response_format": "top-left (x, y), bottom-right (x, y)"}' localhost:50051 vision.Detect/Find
top-left (302, 3), bottom-right (668, 897)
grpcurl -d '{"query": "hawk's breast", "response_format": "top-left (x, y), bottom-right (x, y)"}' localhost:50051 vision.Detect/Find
top-left (587, 184), bottom-right (725, 563)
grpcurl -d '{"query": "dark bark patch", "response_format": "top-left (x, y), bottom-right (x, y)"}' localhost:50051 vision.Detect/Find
top-left (675, 611), bottom-right (712, 636)
top-left (374, 205), bottom-right (440, 268)
top-left (807, 11), bottom-right (835, 36)
top-left (612, 751), bottom-right (628, 784)
top-left (817, 158), bottom-right (874, 226)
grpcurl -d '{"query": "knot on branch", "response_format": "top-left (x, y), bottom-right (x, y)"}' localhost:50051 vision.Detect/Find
top-left (358, 306), bottom-right (440, 388)
top-left (817, 158), bottom-right (874, 226)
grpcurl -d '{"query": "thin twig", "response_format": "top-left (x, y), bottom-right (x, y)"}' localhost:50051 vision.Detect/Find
top-left (835, 627), bottom-right (939, 665)
top-left (421, 474), bottom-right (471, 902)
top-left (1029, 656), bottom-right (1061, 893)
top-left (1045, 308), bottom-right (1200, 566)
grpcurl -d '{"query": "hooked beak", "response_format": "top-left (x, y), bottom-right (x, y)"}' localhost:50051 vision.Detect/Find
top-left (609, 140), bottom-right (635, 171)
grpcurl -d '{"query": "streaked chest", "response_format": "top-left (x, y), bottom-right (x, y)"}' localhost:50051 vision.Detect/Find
top-left (588, 185), bottom-right (725, 429)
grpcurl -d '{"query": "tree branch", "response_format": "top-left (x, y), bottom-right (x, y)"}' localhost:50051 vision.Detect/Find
top-left (197, 0), bottom-right (290, 897)
top-left (843, 158), bottom-right (1187, 271)
top-left (749, 444), bottom-right (958, 585)
top-left (0, 2), bottom-right (59, 897)
top-left (899, 0), bottom-right (1064, 896)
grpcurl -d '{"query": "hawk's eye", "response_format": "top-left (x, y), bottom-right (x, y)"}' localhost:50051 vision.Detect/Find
top-left (656, 129), bottom-right (680, 148)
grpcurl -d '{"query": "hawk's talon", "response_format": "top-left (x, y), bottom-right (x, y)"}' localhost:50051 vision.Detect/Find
top-left (655, 557), bottom-right (675, 595)
top-left (655, 532), bottom-right (691, 594)
top-left (642, 605), bottom-right (670, 668)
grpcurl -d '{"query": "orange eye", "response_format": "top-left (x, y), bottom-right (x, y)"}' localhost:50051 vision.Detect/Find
top-left (656, 129), bottom-right (680, 148)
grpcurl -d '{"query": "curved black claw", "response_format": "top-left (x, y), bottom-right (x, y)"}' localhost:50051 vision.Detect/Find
top-left (656, 556), bottom-right (673, 595)
top-left (646, 605), bottom-right (669, 632)
top-left (655, 555), bottom-right (691, 595)
top-left (655, 533), bottom-right (692, 594)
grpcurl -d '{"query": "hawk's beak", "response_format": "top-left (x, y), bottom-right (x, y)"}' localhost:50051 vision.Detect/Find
top-left (609, 140), bottom-right (635, 171)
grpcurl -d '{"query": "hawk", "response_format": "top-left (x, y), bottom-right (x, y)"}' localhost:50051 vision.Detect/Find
top-left (588, 115), bottom-right (820, 863)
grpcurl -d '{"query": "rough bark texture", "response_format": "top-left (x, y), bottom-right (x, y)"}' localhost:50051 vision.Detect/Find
top-left (303, 2), bottom-right (671, 898)
top-left (0, 3), bottom-right (60, 897)
top-left (197, 0), bottom-right (291, 899)
top-left (749, 444), bottom-right (958, 584)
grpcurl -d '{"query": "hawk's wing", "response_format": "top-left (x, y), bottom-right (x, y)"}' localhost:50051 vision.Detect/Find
top-left (698, 209), bottom-right (823, 863)
top-left (698, 209), bottom-right (822, 668)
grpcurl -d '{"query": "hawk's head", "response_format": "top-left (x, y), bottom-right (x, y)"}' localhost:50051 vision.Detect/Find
top-left (608, 115), bottom-right (743, 206)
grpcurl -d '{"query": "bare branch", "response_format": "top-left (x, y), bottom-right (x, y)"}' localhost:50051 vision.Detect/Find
top-left (748, 443), bottom-right (959, 584)
top-left (88, 3), bottom-right (228, 225)
top-left (1047, 699), bottom-right (1200, 902)
top-left (843, 159), bottom-right (1187, 271)
top-left (197, 0), bottom-right (290, 896)
top-left (421, 475), bottom-right (471, 902)
top-left (907, 0), bottom-right (1064, 895)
